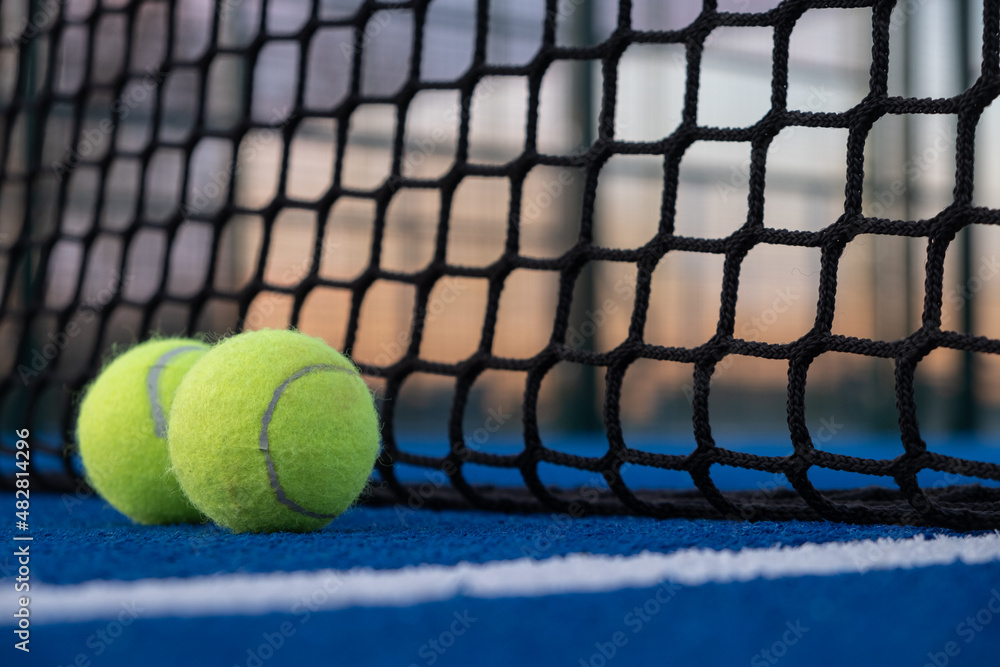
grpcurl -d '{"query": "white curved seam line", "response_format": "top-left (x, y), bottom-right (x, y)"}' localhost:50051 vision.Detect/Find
top-left (259, 363), bottom-right (359, 519)
top-left (147, 346), bottom-right (203, 438)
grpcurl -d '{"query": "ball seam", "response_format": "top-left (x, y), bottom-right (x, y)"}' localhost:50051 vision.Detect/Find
top-left (259, 363), bottom-right (360, 519)
top-left (147, 345), bottom-right (205, 439)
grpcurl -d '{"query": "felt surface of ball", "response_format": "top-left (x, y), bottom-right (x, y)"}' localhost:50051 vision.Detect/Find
top-left (76, 337), bottom-right (209, 524)
top-left (168, 329), bottom-right (381, 533)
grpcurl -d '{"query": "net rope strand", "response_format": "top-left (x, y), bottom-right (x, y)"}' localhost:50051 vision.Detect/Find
top-left (1, 0), bottom-right (1000, 528)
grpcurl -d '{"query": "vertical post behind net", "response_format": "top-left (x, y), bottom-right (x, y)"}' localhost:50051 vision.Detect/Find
top-left (558, 0), bottom-right (601, 433)
top-left (954, 0), bottom-right (978, 433)
top-left (11, 0), bottom-right (43, 434)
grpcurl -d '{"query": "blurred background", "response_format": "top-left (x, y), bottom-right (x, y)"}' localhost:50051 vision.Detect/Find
top-left (1, 0), bottom-right (998, 484)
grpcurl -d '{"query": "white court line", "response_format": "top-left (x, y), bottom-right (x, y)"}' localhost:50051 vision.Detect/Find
top-left (13, 532), bottom-right (1000, 625)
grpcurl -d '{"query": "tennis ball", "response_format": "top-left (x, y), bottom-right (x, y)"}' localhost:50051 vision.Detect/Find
top-left (76, 337), bottom-right (209, 524)
top-left (168, 329), bottom-right (381, 533)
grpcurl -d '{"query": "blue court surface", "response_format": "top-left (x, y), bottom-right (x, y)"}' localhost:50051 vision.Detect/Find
top-left (4, 438), bottom-right (1000, 667)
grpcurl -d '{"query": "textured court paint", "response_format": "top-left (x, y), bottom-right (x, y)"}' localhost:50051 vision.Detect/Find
top-left (7, 494), bottom-right (998, 667)
top-left (23, 561), bottom-right (1000, 667)
top-left (76, 338), bottom-right (209, 525)
top-left (19, 532), bottom-right (1000, 625)
top-left (12, 495), bottom-right (972, 586)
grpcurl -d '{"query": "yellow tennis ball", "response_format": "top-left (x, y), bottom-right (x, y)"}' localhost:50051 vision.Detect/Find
top-left (76, 337), bottom-right (209, 524)
top-left (168, 329), bottom-right (381, 533)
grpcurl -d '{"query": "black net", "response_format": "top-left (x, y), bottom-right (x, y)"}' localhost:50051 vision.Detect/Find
top-left (2, 0), bottom-right (1000, 529)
